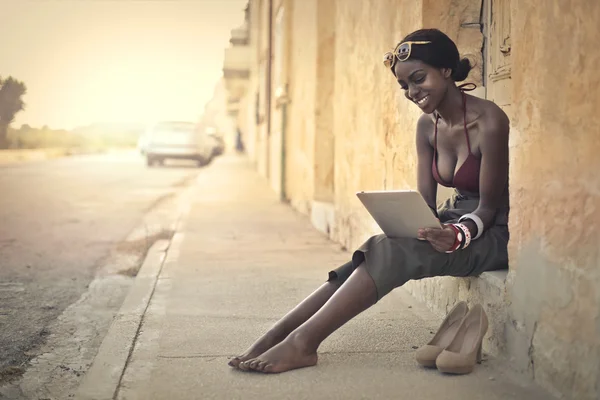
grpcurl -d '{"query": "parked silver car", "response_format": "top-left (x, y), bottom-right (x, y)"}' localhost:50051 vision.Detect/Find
top-left (142, 121), bottom-right (214, 167)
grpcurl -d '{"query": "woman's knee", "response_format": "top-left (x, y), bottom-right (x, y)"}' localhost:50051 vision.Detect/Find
top-left (364, 233), bottom-right (389, 247)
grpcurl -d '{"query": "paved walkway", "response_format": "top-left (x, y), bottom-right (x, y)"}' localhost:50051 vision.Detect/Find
top-left (78, 155), bottom-right (556, 400)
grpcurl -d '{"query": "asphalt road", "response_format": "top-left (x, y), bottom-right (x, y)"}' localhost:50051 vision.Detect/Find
top-left (0, 151), bottom-right (200, 383)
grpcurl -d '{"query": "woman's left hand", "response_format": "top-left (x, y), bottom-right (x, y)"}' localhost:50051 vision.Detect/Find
top-left (418, 225), bottom-right (457, 253)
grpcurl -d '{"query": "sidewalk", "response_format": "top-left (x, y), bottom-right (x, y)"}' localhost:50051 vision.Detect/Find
top-left (77, 155), bottom-right (556, 400)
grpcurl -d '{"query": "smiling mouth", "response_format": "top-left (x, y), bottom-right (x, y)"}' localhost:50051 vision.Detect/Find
top-left (415, 96), bottom-right (429, 106)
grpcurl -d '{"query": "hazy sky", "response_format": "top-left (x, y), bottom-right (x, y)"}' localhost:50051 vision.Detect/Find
top-left (0, 0), bottom-right (247, 129)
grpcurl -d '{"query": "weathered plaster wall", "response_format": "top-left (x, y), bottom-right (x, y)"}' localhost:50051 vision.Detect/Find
top-left (330, 0), bottom-right (422, 250)
top-left (266, 0), bottom-right (287, 196)
top-left (284, 0), bottom-right (318, 214)
top-left (239, 0), bottom-right (262, 165)
top-left (313, 0), bottom-right (336, 204)
top-left (254, 0), bottom-right (271, 178)
top-left (422, 0), bottom-right (484, 86)
top-left (504, 1), bottom-right (600, 399)
top-left (247, 1), bottom-right (600, 398)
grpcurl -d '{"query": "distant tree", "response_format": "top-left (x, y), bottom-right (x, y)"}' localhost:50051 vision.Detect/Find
top-left (0, 76), bottom-right (27, 148)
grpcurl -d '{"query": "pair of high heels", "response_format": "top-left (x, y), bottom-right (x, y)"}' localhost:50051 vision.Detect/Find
top-left (415, 301), bottom-right (488, 374)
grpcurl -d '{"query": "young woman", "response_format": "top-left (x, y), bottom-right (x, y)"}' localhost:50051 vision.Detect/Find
top-left (228, 28), bottom-right (510, 374)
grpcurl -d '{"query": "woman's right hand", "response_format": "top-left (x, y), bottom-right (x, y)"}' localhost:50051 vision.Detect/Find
top-left (418, 224), bottom-right (457, 252)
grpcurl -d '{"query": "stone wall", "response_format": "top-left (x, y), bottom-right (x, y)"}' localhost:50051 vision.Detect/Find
top-left (254, 0), bottom-right (270, 178)
top-left (331, 0), bottom-right (423, 249)
top-left (283, 0), bottom-right (318, 214)
top-left (234, 0), bottom-right (261, 164)
top-left (504, 1), bottom-right (600, 399)
top-left (313, 0), bottom-right (336, 204)
top-left (422, 0), bottom-right (484, 86)
top-left (242, 0), bottom-right (600, 399)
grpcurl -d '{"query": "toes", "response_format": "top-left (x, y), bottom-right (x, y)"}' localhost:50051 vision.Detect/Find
top-left (228, 357), bottom-right (241, 367)
top-left (248, 359), bottom-right (262, 370)
top-left (238, 359), bottom-right (253, 371)
top-left (256, 360), bottom-right (269, 371)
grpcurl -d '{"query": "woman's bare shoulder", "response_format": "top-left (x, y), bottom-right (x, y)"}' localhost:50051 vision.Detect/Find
top-left (467, 95), bottom-right (510, 137)
top-left (416, 113), bottom-right (436, 149)
top-left (416, 113), bottom-right (435, 136)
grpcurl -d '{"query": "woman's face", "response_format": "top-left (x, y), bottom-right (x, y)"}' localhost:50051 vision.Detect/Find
top-left (393, 59), bottom-right (451, 114)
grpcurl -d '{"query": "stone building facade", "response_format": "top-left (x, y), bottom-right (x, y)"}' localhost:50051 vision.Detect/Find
top-left (225, 1), bottom-right (600, 399)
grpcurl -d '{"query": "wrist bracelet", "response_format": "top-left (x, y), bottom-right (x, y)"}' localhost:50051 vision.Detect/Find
top-left (455, 223), bottom-right (472, 249)
top-left (445, 222), bottom-right (473, 254)
top-left (445, 224), bottom-right (462, 253)
top-left (458, 213), bottom-right (484, 240)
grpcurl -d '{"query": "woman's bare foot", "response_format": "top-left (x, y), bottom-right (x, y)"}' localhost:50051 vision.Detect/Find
top-left (241, 334), bottom-right (318, 374)
top-left (228, 331), bottom-right (283, 369)
top-left (229, 282), bottom-right (340, 369)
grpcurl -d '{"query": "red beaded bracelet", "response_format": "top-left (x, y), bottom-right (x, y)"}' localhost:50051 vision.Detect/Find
top-left (445, 224), bottom-right (462, 254)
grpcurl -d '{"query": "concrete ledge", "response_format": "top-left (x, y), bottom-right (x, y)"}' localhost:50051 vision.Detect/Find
top-left (75, 240), bottom-right (170, 400)
top-left (404, 269), bottom-right (509, 357)
top-left (481, 270), bottom-right (509, 289)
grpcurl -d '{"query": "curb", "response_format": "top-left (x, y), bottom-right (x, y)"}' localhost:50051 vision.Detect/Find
top-left (75, 239), bottom-right (170, 400)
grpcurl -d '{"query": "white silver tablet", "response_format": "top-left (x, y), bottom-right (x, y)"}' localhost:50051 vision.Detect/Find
top-left (356, 190), bottom-right (442, 238)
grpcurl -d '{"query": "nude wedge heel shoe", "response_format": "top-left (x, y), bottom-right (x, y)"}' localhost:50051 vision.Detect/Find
top-left (415, 301), bottom-right (468, 368)
top-left (435, 303), bottom-right (488, 375)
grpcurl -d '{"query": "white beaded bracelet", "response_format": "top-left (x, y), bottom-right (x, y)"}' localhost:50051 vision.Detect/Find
top-left (458, 213), bottom-right (484, 240)
top-left (455, 222), bottom-right (472, 249)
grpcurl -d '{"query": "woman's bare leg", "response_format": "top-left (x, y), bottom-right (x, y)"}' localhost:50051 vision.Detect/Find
top-left (228, 280), bottom-right (341, 368)
top-left (242, 264), bottom-right (377, 373)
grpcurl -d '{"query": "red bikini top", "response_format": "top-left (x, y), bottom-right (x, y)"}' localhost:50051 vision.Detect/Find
top-left (431, 90), bottom-right (480, 193)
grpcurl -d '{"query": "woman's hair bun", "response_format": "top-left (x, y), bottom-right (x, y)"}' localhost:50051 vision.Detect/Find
top-left (451, 57), bottom-right (472, 82)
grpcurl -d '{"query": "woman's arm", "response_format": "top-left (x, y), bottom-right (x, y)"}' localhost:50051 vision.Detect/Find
top-left (415, 114), bottom-right (438, 214)
top-left (461, 107), bottom-right (510, 237)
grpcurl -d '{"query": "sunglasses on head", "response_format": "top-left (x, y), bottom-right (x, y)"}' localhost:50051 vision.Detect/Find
top-left (383, 41), bottom-right (432, 70)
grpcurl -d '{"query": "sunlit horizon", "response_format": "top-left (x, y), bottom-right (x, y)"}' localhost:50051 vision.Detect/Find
top-left (0, 0), bottom-right (247, 130)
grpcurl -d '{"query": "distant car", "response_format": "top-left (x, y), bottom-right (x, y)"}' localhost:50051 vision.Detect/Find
top-left (142, 121), bottom-right (215, 167)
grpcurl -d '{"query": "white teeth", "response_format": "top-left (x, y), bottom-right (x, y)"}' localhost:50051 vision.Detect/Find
top-left (417, 96), bottom-right (428, 105)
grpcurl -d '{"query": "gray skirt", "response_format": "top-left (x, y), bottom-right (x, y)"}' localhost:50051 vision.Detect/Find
top-left (328, 190), bottom-right (509, 301)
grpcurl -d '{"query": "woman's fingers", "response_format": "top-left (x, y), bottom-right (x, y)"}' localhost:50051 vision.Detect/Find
top-left (422, 227), bottom-right (456, 252)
